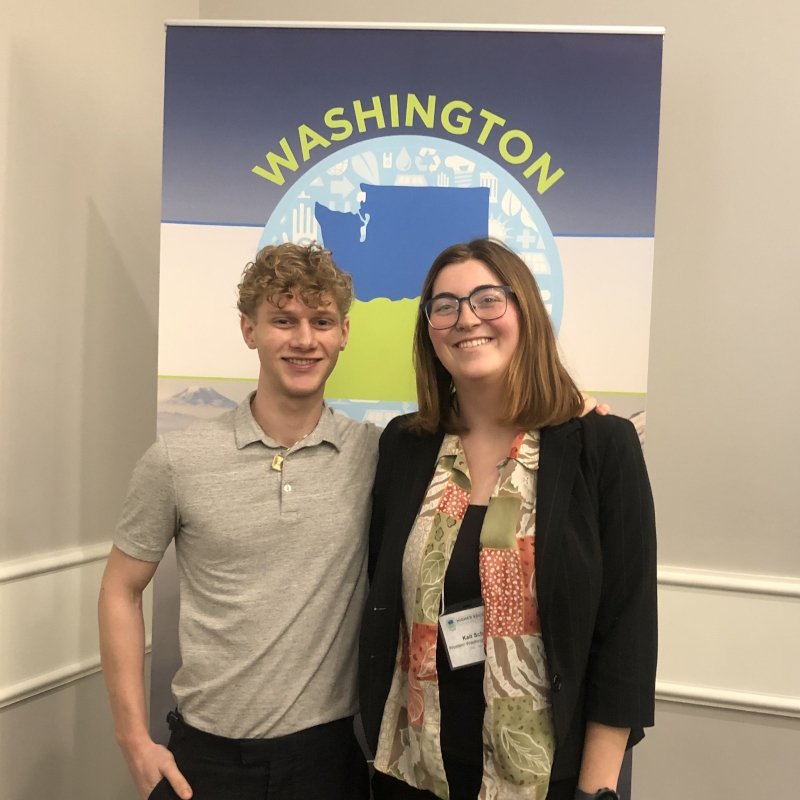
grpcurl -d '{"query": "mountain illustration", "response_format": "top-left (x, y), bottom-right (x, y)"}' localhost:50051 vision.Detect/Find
top-left (165, 386), bottom-right (237, 409)
top-left (157, 386), bottom-right (239, 435)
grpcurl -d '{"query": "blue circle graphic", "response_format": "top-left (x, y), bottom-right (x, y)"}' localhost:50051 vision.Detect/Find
top-left (259, 135), bottom-right (564, 332)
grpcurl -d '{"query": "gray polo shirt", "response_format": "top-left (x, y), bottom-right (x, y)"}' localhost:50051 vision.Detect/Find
top-left (115, 394), bottom-right (380, 738)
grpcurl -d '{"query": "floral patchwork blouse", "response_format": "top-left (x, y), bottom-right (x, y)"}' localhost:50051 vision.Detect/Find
top-left (374, 430), bottom-right (556, 799)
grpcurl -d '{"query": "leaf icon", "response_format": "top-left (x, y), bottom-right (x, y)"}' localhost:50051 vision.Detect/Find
top-left (501, 189), bottom-right (522, 217)
top-left (519, 206), bottom-right (540, 231)
top-left (352, 152), bottom-right (380, 183)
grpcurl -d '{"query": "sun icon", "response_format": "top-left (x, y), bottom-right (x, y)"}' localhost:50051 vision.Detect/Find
top-left (326, 159), bottom-right (348, 176)
top-left (488, 215), bottom-right (511, 241)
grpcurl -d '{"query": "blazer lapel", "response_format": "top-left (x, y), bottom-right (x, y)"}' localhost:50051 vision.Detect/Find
top-left (399, 428), bottom-right (444, 536)
top-left (536, 419), bottom-right (582, 607)
top-left (382, 427), bottom-right (444, 573)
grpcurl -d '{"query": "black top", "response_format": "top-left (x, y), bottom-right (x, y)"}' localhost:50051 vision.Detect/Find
top-left (440, 503), bottom-right (484, 607)
top-left (437, 504), bottom-right (486, 795)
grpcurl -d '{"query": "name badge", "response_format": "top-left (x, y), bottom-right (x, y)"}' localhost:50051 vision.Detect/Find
top-left (438, 603), bottom-right (485, 670)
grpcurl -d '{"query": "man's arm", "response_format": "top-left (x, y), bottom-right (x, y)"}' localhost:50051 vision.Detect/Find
top-left (98, 545), bottom-right (192, 800)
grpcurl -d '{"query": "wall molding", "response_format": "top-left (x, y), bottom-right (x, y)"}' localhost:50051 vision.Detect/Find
top-left (0, 541), bottom-right (111, 584)
top-left (3, 550), bottom-right (797, 715)
top-left (4, 548), bottom-right (797, 594)
top-left (656, 680), bottom-right (800, 719)
top-left (0, 553), bottom-right (153, 711)
top-left (0, 643), bottom-right (152, 711)
top-left (6, 659), bottom-right (795, 718)
top-left (0, 655), bottom-right (103, 710)
top-left (657, 565), bottom-right (800, 598)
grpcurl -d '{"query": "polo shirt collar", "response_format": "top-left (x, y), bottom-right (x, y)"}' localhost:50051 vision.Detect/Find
top-left (297, 404), bottom-right (342, 452)
top-left (233, 391), bottom-right (342, 452)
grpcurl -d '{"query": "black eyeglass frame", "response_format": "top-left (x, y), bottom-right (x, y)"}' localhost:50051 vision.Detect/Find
top-left (421, 284), bottom-right (515, 330)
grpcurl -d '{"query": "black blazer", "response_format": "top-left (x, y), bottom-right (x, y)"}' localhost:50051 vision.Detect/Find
top-left (358, 412), bottom-right (657, 780)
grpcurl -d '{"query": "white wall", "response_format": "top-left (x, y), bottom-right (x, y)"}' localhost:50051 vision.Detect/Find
top-left (1, 0), bottom-right (798, 797)
top-left (0, 1), bottom-right (197, 797)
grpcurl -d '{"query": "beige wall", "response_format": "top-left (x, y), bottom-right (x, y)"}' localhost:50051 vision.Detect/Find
top-left (201, 0), bottom-right (800, 576)
top-left (0, 2), bottom-right (197, 797)
top-left (1, 1), bottom-right (798, 797)
top-left (198, 3), bottom-right (800, 794)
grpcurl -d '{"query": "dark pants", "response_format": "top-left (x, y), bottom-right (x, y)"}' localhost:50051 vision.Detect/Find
top-left (148, 711), bottom-right (369, 800)
top-left (371, 770), bottom-right (577, 800)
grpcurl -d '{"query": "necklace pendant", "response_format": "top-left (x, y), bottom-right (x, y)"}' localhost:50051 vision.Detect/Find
top-left (271, 452), bottom-right (285, 472)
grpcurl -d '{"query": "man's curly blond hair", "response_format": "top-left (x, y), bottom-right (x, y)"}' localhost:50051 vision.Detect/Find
top-left (237, 242), bottom-right (353, 319)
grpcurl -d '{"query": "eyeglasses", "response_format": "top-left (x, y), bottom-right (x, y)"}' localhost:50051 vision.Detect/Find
top-left (421, 285), bottom-right (515, 330)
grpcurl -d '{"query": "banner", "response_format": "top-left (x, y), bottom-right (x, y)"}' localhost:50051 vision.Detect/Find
top-left (151, 22), bottom-right (663, 756)
top-left (157, 22), bottom-right (662, 426)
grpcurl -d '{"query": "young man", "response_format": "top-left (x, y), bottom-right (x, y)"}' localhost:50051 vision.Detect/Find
top-left (98, 243), bottom-right (377, 799)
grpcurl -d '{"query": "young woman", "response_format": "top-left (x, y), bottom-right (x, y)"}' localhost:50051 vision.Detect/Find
top-left (359, 239), bottom-right (657, 800)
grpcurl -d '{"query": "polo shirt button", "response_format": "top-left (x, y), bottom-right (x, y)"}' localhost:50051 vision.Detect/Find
top-left (552, 673), bottom-right (562, 692)
top-left (283, 484), bottom-right (292, 493)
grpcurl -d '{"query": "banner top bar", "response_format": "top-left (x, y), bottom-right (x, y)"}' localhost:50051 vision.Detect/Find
top-left (164, 20), bottom-right (665, 35)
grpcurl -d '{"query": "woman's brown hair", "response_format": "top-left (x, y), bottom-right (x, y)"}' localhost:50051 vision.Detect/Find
top-left (411, 238), bottom-right (583, 434)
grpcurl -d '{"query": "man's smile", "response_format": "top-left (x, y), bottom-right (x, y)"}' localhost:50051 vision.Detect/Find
top-left (283, 357), bottom-right (322, 366)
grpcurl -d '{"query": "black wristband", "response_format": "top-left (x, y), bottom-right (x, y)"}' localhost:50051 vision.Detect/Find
top-left (574, 789), bottom-right (619, 800)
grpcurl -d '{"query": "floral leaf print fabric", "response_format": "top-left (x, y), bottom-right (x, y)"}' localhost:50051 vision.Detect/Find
top-left (374, 432), bottom-right (555, 800)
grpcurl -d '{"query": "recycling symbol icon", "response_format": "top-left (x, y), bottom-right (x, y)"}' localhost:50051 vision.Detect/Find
top-left (414, 147), bottom-right (441, 173)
